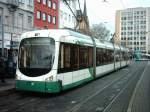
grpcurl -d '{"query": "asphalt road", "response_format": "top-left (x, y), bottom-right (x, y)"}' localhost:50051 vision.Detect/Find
top-left (0, 61), bottom-right (148, 112)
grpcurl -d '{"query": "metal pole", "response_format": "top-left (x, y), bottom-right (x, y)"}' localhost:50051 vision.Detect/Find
top-left (112, 33), bottom-right (116, 70)
top-left (90, 36), bottom-right (96, 78)
top-left (1, 9), bottom-right (4, 57)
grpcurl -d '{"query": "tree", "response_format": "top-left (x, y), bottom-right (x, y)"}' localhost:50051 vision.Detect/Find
top-left (90, 23), bottom-right (110, 41)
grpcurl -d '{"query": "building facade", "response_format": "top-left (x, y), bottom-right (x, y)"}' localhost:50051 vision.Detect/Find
top-left (59, 0), bottom-right (76, 29)
top-left (115, 7), bottom-right (150, 54)
top-left (0, 0), bottom-right (34, 57)
top-left (34, 0), bottom-right (58, 29)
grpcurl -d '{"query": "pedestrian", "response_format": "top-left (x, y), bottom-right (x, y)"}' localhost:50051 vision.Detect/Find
top-left (0, 57), bottom-right (6, 83)
top-left (13, 51), bottom-right (17, 75)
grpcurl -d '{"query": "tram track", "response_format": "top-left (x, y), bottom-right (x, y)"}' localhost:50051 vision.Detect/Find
top-left (103, 62), bottom-right (147, 112)
top-left (0, 65), bottom-right (130, 112)
top-left (67, 62), bottom-right (146, 112)
top-left (0, 61), bottom-right (147, 112)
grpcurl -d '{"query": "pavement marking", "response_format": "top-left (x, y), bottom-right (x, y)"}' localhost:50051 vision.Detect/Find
top-left (127, 62), bottom-right (149, 112)
top-left (102, 65), bottom-right (144, 112)
top-left (71, 101), bottom-right (77, 104)
top-left (67, 67), bottom-right (136, 112)
top-left (95, 107), bottom-right (104, 112)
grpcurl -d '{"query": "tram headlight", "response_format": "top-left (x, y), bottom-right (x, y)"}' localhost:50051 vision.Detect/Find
top-left (45, 76), bottom-right (53, 82)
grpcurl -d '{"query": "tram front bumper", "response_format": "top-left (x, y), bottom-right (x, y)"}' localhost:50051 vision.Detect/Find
top-left (16, 80), bottom-right (61, 93)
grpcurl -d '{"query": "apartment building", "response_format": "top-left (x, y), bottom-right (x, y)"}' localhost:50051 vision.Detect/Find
top-left (0, 0), bottom-right (34, 57)
top-left (115, 7), bottom-right (150, 54)
top-left (34, 0), bottom-right (58, 29)
top-left (59, 0), bottom-right (76, 29)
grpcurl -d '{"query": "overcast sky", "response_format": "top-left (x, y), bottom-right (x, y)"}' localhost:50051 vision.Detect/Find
top-left (78, 0), bottom-right (150, 33)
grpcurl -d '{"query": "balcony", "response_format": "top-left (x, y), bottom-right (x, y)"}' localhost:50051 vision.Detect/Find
top-left (7, 0), bottom-right (19, 12)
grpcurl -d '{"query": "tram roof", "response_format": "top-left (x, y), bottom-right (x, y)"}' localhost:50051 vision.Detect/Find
top-left (21, 29), bottom-right (126, 50)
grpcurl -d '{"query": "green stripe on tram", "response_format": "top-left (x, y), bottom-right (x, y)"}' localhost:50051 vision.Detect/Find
top-left (16, 80), bottom-right (45, 92)
top-left (88, 67), bottom-right (94, 77)
top-left (16, 80), bottom-right (61, 93)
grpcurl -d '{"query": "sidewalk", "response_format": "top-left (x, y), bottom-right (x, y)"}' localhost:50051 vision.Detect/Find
top-left (0, 78), bottom-right (15, 96)
top-left (127, 61), bottom-right (150, 112)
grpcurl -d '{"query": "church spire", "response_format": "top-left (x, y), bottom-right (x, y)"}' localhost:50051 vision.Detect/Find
top-left (83, 0), bottom-right (87, 17)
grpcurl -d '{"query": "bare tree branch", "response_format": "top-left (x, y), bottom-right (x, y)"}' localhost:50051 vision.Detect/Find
top-left (90, 23), bottom-right (110, 41)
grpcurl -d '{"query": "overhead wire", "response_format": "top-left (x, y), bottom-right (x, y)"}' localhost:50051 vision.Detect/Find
top-left (63, 0), bottom-right (78, 22)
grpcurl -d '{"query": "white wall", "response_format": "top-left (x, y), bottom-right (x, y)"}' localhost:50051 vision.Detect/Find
top-left (59, 0), bottom-right (76, 29)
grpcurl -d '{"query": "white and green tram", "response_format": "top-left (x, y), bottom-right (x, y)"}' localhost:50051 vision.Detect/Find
top-left (16, 29), bottom-right (129, 93)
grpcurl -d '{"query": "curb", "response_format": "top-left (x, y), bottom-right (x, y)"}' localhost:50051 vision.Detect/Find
top-left (0, 87), bottom-right (15, 96)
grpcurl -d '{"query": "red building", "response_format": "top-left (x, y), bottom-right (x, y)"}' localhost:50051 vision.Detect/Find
top-left (34, 0), bottom-right (58, 29)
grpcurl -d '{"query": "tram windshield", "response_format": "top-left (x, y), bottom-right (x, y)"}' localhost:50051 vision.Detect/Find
top-left (18, 37), bottom-right (55, 77)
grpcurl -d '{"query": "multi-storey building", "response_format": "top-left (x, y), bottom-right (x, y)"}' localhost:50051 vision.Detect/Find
top-left (0, 0), bottom-right (34, 57)
top-left (34, 0), bottom-right (58, 29)
top-left (59, 0), bottom-right (76, 29)
top-left (115, 7), bottom-right (150, 54)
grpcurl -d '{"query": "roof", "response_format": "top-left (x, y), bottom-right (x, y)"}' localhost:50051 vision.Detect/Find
top-left (21, 29), bottom-right (127, 51)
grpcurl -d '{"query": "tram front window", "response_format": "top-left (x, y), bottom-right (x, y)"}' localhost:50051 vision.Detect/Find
top-left (18, 37), bottom-right (55, 77)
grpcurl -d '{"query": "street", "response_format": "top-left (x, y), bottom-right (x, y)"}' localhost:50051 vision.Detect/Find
top-left (0, 61), bottom-right (149, 112)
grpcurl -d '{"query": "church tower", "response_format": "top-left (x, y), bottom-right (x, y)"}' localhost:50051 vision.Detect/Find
top-left (76, 0), bottom-right (90, 35)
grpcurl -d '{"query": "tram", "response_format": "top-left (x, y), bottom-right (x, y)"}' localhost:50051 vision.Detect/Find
top-left (16, 29), bottom-right (130, 93)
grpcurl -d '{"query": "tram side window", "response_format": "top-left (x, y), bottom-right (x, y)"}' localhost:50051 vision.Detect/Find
top-left (96, 48), bottom-right (102, 66)
top-left (88, 47), bottom-right (93, 67)
top-left (58, 43), bottom-right (93, 73)
top-left (58, 43), bottom-right (79, 73)
top-left (126, 52), bottom-right (129, 60)
top-left (96, 48), bottom-right (113, 66)
top-left (96, 49), bottom-right (100, 66)
top-left (107, 49), bottom-right (111, 63)
top-left (103, 49), bottom-right (107, 64)
top-left (64, 45), bottom-right (70, 68)
top-left (123, 52), bottom-right (128, 61)
top-left (120, 51), bottom-right (122, 61)
top-left (106, 49), bottom-right (109, 63)
top-left (71, 45), bottom-right (79, 70)
top-left (115, 50), bottom-right (120, 62)
top-left (58, 44), bottom-right (71, 73)
top-left (79, 46), bottom-right (88, 69)
top-left (107, 49), bottom-right (114, 64)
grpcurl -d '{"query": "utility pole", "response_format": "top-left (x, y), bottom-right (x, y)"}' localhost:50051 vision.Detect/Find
top-left (1, 10), bottom-right (4, 57)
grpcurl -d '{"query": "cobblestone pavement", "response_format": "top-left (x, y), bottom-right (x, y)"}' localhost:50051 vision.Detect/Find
top-left (0, 61), bottom-right (148, 112)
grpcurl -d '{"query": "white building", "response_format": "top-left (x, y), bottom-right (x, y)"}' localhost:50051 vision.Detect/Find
top-left (115, 7), bottom-right (150, 54)
top-left (59, 0), bottom-right (76, 29)
top-left (0, 0), bottom-right (34, 57)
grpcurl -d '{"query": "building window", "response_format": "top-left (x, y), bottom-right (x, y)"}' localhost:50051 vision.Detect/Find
top-left (19, 0), bottom-right (25, 4)
top-left (43, 13), bottom-right (46, 21)
top-left (28, 16), bottom-right (32, 27)
top-left (43, 0), bottom-right (47, 5)
top-left (69, 14), bottom-right (71, 22)
top-left (37, 11), bottom-right (41, 19)
top-left (18, 13), bottom-right (23, 28)
top-left (48, 15), bottom-right (51, 23)
top-left (60, 11), bottom-right (63, 19)
top-left (37, 0), bottom-right (41, 3)
top-left (53, 16), bottom-right (56, 24)
top-left (64, 13), bottom-right (67, 20)
top-left (27, 0), bottom-right (33, 6)
top-left (53, 2), bottom-right (57, 10)
top-left (48, 0), bottom-right (52, 8)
